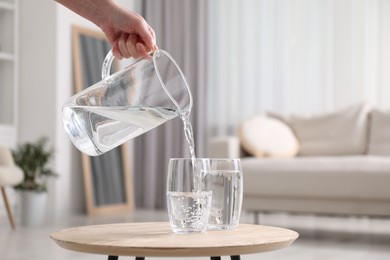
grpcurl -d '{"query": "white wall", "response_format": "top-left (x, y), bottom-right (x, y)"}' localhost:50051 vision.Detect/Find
top-left (17, 0), bottom-right (139, 218)
top-left (18, 0), bottom-right (57, 219)
top-left (54, 3), bottom-right (99, 217)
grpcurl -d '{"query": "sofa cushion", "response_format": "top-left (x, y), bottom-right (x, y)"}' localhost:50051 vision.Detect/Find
top-left (238, 116), bottom-right (299, 158)
top-left (269, 103), bottom-right (371, 156)
top-left (242, 156), bottom-right (390, 200)
top-left (368, 109), bottom-right (390, 156)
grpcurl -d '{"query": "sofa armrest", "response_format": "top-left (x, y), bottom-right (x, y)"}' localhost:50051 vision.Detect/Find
top-left (208, 136), bottom-right (242, 158)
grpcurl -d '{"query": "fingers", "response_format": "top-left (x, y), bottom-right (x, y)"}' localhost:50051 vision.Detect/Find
top-left (117, 34), bottom-right (131, 58)
top-left (135, 42), bottom-right (149, 58)
top-left (148, 26), bottom-right (158, 50)
top-left (135, 19), bottom-right (157, 51)
top-left (115, 32), bottom-right (156, 59)
top-left (112, 42), bottom-right (122, 60)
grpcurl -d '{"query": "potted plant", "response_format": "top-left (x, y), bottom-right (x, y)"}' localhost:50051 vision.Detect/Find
top-left (12, 137), bottom-right (57, 226)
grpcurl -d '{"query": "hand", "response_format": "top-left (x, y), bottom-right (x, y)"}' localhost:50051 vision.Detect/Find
top-left (55, 0), bottom-right (158, 59)
top-left (100, 4), bottom-right (158, 59)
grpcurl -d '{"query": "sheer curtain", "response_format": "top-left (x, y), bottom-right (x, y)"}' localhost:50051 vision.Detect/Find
top-left (207, 0), bottom-right (390, 136)
top-left (133, 0), bottom-right (208, 209)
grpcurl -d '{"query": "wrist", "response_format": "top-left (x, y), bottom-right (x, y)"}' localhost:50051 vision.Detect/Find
top-left (92, 0), bottom-right (116, 28)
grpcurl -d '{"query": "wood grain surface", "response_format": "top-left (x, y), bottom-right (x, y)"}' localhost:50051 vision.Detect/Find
top-left (50, 222), bottom-right (298, 257)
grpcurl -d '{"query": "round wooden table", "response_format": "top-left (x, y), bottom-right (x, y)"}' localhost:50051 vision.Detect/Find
top-left (50, 222), bottom-right (299, 260)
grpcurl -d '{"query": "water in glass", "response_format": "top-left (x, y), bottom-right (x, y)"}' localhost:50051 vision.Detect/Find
top-left (167, 191), bottom-right (212, 234)
top-left (203, 168), bottom-right (243, 230)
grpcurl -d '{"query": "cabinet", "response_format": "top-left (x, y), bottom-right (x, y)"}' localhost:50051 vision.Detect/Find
top-left (0, 0), bottom-right (18, 147)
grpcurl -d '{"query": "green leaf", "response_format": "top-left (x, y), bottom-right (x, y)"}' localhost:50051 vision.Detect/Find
top-left (12, 137), bottom-right (58, 193)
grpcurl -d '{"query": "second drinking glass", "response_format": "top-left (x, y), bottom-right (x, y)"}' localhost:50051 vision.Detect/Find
top-left (203, 158), bottom-right (243, 230)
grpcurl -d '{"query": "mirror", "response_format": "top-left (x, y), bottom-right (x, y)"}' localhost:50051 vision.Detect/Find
top-left (72, 25), bottom-right (133, 216)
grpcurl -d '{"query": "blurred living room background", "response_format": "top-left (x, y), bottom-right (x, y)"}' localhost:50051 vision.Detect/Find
top-left (1, 0), bottom-right (390, 259)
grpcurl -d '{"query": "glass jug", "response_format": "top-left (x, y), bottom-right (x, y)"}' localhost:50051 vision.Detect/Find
top-left (62, 49), bottom-right (192, 156)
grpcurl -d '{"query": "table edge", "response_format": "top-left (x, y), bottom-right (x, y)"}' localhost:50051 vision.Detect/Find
top-left (50, 222), bottom-right (299, 257)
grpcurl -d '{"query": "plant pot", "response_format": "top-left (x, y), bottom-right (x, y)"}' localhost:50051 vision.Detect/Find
top-left (20, 191), bottom-right (47, 226)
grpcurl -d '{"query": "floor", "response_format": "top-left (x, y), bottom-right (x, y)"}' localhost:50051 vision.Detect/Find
top-left (1, 210), bottom-right (390, 260)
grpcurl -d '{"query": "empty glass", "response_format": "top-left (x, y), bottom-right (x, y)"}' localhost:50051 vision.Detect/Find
top-left (203, 158), bottom-right (243, 230)
top-left (166, 158), bottom-right (212, 234)
top-left (62, 49), bottom-right (192, 156)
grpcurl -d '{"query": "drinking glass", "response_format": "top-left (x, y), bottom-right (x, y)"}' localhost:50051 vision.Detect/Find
top-left (203, 158), bottom-right (243, 230)
top-left (166, 158), bottom-right (212, 234)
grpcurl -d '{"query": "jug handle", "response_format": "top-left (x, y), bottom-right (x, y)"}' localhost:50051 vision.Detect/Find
top-left (101, 50), bottom-right (116, 79)
top-left (101, 50), bottom-right (148, 79)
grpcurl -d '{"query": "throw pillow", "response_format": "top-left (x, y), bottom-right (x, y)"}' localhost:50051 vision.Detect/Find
top-left (268, 103), bottom-right (371, 156)
top-left (238, 116), bottom-right (299, 158)
top-left (367, 109), bottom-right (390, 156)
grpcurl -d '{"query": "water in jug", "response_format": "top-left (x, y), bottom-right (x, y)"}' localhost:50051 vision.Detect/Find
top-left (62, 49), bottom-right (192, 156)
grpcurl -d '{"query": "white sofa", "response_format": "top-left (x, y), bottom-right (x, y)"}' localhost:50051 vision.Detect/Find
top-left (209, 103), bottom-right (390, 216)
